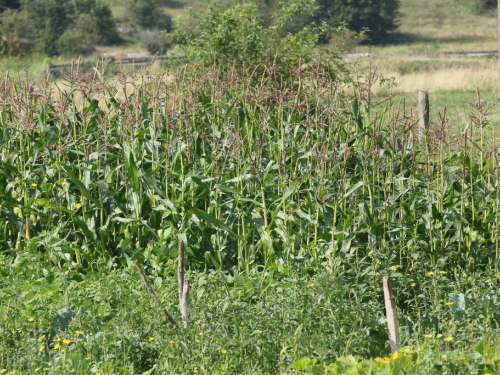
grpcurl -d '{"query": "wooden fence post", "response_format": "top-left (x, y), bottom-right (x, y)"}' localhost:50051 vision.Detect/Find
top-left (382, 276), bottom-right (400, 354)
top-left (178, 240), bottom-right (190, 328)
top-left (418, 90), bottom-right (429, 140)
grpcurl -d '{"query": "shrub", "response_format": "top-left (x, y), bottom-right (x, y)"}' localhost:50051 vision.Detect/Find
top-left (140, 28), bottom-right (172, 54)
top-left (2, 0), bottom-right (119, 57)
top-left (474, 0), bottom-right (496, 13)
top-left (0, 8), bottom-right (30, 55)
top-left (165, 0), bottom-right (346, 76)
top-left (128, 0), bottom-right (159, 29)
top-left (312, 0), bottom-right (400, 44)
top-left (56, 24), bottom-right (98, 57)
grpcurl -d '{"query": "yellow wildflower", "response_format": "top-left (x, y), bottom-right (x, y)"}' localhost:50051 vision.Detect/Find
top-left (39, 345), bottom-right (45, 352)
top-left (439, 271), bottom-right (447, 275)
top-left (63, 339), bottom-right (71, 345)
top-left (445, 302), bottom-right (453, 306)
top-left (442, 354), bottom-right (447, 360)
top-left (56, 337), bottom-right (61, 342)
top-left (423, 334), bottom-right (433, 338)
top-left (437, 334), bottom-right (442, 339)
top-left (221, 349), bottom-right (227, 354)
top-left (31, 183), bottom-right (37, 187)
top-left (409, 267), bottom-right (413, 271)
top-left (375, 357), bottom-right (390, 363)
top-left (410, 283), bottom-right (416, 287)
top-left (54, 343), bottom-right (60, 350)
top-left (368, 251), bottom-right (373, 256)
top-left (148, 337), bottom-right (155, 342)
top-left (39, 335), bottom-right (45, 341)
top-left (75, 330), bottom-right (83, 335)
top-left (427, 271), bottom-right (434, 276)
top-left (62, 182), bottom-right (67, 186)
top-left (310, 283), bottom-right (315, 287)
top-left (391, 266), bottom-right (397, 271)
top-left (443, 337), bottom-right (452, 342)
top-left (75, 203), bottom-right (82, 209)
top-left (170, 340), bottom-right (175, 345)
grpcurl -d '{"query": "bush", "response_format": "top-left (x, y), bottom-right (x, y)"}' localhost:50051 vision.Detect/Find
top-left (0, 0), bottom-right (21, 11)
top-left (474, 0), bottom-right (496, 13)
top-left (165, 0), bottom-right (346, 76)
top-left (56, 24), bottom-right (98, 57)
top-left (1, 0), bottom-right (119, 57)
top-left (128, 0), bottom-right (159, 29)
top-left (312, 0), bottom-right (400, 44)
top-left (0, 8), bottom-right (30, 55)
top-left (140, 28), bottom-right (172, 54)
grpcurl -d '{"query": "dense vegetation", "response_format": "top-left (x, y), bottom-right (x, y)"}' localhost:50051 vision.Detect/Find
top-left (0, 0), bottom-right (401, 58)
top-left (310, 0), bottom-right (400, 44)
top-left (0, 0), bottom-right (120, 56)
top-left (1, 1), bottom-right (500, 374)
top-left (2, 24), bottom-right (500, 371)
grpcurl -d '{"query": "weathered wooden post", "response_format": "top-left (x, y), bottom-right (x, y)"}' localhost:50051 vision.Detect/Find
top-left (418, 90), bottom-right (429, 140)
top-left (135, 260), bottom-right (179, 328)
top-left (178, 240), bottom-right (190, 328)
top-left (383, 276), bottom-right (400, 354)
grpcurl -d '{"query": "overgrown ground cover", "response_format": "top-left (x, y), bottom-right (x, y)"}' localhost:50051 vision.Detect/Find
top-left (2, 50), bottom-right (500, 373)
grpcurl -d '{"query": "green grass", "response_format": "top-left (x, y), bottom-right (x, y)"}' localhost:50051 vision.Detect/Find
top-left (388, 89), bottom-right (499, 132)
top-left (2, 252), bottom-right (500, 374)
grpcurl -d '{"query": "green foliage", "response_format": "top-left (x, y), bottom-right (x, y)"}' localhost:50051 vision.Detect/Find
top-left (1, 24), bottom-right (500, 371)
top-left (312, 0), bottom-right (400, 44)
top-left (474, 0), bottom-right (496, 13)
top-left (56, 25), bottom-right (98, 57)
top-left (128, 0), bottom-right (160, 29)
top-left (1, 245), bottom-right (500, 372)
top-left (165, 0), bottom-right (340, 73)
top-left (0, 0), bottom-right (119, 57)
top-left (0, 8), bottom-right (30, 55)
top-left (0, 0), bottom-right (21, 11)
top-left (141, 28), bottom-right (173, 54)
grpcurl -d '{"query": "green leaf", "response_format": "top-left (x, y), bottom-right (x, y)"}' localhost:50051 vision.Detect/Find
top-left (189, 206), bottom-right (242, 240)
top-left (290, 358), bottom-right (310, 370)
top-left (62, 165), bottom-right (101, 207)
top-left (73, 219), bottom-right (96, 241)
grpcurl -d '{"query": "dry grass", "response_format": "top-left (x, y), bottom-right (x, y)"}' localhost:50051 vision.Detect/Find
top-left (370, 62), bottom-right (497, 95)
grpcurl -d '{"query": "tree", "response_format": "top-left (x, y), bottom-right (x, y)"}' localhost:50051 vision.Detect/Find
top-left (475, 0), bottom-right (496, 13)
top-left (0, 0), bottom-right (21, 11)
top-left (312, 0), bottom-right (400, 44)
top-left (128, 0), bottom-right (159, 29)
top-left (0, 0), bottom-right (120, 56)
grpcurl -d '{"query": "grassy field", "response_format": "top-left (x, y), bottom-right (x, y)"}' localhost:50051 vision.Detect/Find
top-left (352, 0), bottom-right (499, 129)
